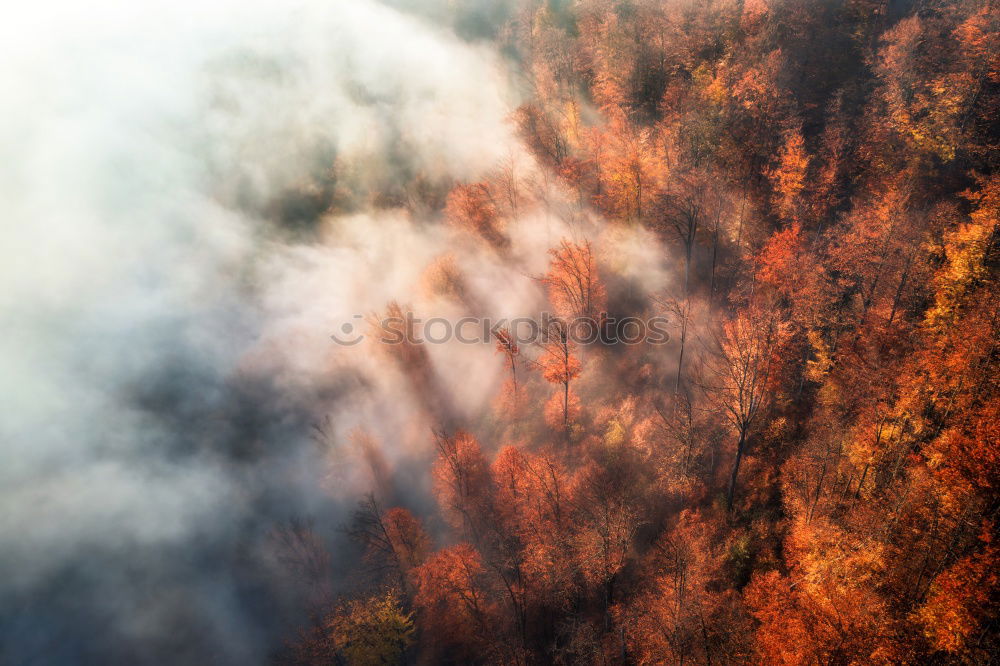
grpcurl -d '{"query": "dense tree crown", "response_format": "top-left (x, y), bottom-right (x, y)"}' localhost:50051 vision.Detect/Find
top-left (280, 0), bottom-right (999, 663)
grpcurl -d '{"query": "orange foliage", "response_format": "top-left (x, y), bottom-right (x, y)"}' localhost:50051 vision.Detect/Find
top-left (431, 431), bottom-right (492, 532)
top-left (445, 181), bottom-right (509, 251)
top-left (291, 3), bottom-right (1000, 663)
top-left (767, 126), bottom-right (809, 222)
top-left (413, 544), bottom-right (492, 656)
top-left (542, 239), bottom-right (607, 321)
top-left (917, 539), bottom-right (1000, 654)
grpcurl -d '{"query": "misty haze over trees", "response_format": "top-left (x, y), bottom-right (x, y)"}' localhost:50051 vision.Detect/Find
top-left (1, 0), bottom-right (998, 664)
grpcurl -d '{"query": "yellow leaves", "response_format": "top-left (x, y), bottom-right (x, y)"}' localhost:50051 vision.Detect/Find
top-left (560, 99), bottom-right (585, 149)
top-left (591, 120), bottom-right (669, 221)
top-left (704, 70), bottom-right (729, 107)
top-left (690, 62), bottom-right (716, 93)
top-left (840, 410), bottom-right (901, 486)
top-left (876, 6), bottom-right (995, 163)
top-left (805, 329), bottom-right (833, 382)
top-left (924, 177), bottom-right (996, 331)
top-left (896, 71), bottom-right (978, 161)
top-left (929, 75), bottom-right (969, 116)
top-left (767, 128), bottom-right (810, 221)
top-left (603, 419), bottom-right (627, 448)
top-left (326, 592), bottom-right (414, 666)
top-left (787, 517), bottom-right (886, 593)
top-left (746, 517), bottom-right (893, 664)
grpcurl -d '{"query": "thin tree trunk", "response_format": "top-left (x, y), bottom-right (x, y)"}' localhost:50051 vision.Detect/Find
top-left (807, 455), bottom-right (829, 524)
top-left (563, 380), bottom-right (569, 431)
top-left (839, 472), bottom-right (854, 502)
top-left (700, 610), bottom-right (713, 666)
top-left (887, 253), bottom-right (914, 326)
top-left (726, 428), bottom-right (748, 510)
top-left (854, 462), bottom-right (870, 500)
top-left (561, 385), bottom-right (572, 445)
top-left (710, 204), bottom-right (720, 307)
top-left (860, 221), bottom-right (899, 325)
top-left (796, 339), bottom-right (812, 398)
top-left (684, 239), bottom-right (693, 300)
top-left (736, 184), bottom-right (747, 252)
top-left (675, 317), bottom-right (687, 393)
top-left (636, 171), bottom-right (642, 222)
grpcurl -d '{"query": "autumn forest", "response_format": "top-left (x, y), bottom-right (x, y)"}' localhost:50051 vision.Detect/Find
top-left (266, 0), bottom-right (1000, 664)
top-left (4, 0), bottom-right (998, 664)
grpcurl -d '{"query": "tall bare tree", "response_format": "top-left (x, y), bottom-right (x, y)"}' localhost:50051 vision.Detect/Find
top-left (702, 306), bottom-right (787, 510)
